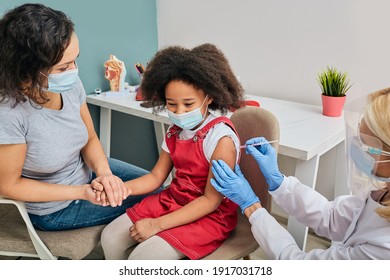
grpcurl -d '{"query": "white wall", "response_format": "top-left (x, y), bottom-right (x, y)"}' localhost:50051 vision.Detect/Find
top-left (157, 0), bottom-right (390, 105)
top-left (156, 0), bottom-right (390, 216)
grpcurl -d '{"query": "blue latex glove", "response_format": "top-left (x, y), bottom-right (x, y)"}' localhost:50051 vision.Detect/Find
top-left (245, 137), bottom-right (283, 191)
top-left (211, 160), bottom-right (260, 213)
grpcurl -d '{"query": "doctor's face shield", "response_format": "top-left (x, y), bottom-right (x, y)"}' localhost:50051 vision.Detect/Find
top-left (345, 97), bottom-right (390, 198)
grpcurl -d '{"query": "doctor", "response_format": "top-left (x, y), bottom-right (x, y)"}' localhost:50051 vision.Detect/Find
top-left (211, 89), bottom-right (390, 259)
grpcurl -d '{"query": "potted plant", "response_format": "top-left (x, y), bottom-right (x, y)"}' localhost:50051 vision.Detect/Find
top-left (317, 66), bottom-right (352, 117)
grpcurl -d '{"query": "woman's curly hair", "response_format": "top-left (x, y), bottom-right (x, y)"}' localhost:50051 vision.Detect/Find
top-left (0, 3), bottom-right (74, 106)
top-left (140, 43), bottom-right (245, 115)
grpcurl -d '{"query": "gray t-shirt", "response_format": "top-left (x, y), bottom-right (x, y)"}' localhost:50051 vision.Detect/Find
top-left (0, 77), bottom-right (91, 215)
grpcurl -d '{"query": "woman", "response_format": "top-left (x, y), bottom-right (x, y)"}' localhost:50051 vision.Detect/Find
top-left (0, 3), bottom-right (155, 231)
top-left (211, 89), bottom-right (390, 259)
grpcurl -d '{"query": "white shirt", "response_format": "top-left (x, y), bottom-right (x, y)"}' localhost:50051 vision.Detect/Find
top-left (161, 113), bottom-right (240, 163)
top-left (249, 176), bottom-right (390, 259)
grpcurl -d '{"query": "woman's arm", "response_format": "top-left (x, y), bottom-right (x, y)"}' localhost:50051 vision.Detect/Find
top-left (130, 136), bottom-right (237, 241)
top-left (79, 102), bottom-right (111, 176)
top-left (79, 102), bottom-right (126, 206)
top-left (0, 143), bottom-right (98, 203)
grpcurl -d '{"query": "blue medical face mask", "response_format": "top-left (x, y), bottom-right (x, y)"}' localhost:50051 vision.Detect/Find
top-left (167, 96), bottom-right (208, 130)
top-left (41, 67), bottom-right (79, 93)
top-left (350, 137), bottom-right (390, 182)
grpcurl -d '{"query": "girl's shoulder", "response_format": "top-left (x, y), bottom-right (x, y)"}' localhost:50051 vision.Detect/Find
top-left (199, 115), bottom-right (236, 136)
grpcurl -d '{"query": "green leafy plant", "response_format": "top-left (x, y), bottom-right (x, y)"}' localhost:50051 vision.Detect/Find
top-left (317, 66), bottom-right (352, 97)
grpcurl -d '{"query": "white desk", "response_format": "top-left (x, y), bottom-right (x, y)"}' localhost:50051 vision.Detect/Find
top-left (87, 92), bottom-right (347, 250)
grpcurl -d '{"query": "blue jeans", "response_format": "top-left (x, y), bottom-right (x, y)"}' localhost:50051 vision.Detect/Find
top-left (29, 158), bottom-right (162, 231)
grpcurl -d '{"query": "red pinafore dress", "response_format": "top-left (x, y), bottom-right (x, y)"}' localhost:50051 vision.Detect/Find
top-left (126, 117), bottom-right (239, 259)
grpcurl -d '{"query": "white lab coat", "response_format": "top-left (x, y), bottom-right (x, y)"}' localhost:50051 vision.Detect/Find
top-left (249, 176), bottom-right (390, 259)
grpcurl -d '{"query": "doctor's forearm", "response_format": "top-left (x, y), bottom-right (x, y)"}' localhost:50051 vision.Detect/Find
top-left (249, 208), bottom-right (304, 259)
top-left (244, 202), bottom-right (262, 218)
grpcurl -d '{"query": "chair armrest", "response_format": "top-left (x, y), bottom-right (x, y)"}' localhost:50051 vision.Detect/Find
top-left (0, 196), bottom-right (56, 259)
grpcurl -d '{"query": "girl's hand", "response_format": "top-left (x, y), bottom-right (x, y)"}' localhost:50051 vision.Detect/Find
top-left (90, 180), bottom-right (109, 206)
top-left (90, 182), bottom-right (111, 206)
top-left (83, 184), bottom-right (105, 205)
top-left (129, 218), bottom-right (162, 243)
top-left (92, 174), bottom-right (128, 207)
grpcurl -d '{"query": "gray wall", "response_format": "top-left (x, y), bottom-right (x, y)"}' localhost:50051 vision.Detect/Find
top-left (1, 0), bottom-right (159, 170)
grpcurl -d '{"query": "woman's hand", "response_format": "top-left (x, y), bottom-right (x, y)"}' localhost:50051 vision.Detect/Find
top-left (91, 174), bottom-right (128, 207)
top-left (129, 218), bottom-right (162, 243)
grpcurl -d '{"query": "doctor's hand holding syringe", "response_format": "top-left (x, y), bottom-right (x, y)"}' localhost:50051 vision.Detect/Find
top-left (211, 137), bottom-right (283, 218)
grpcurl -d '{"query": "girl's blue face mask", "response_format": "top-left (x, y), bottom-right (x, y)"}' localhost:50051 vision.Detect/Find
top-left (41, 67), bottom-right (79, 93)
top-left (167, 96), bottom-right (208, 130)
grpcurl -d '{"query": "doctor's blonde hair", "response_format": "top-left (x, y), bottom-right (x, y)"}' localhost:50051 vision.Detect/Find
top-left (365, 88), bottom-right (390, 220)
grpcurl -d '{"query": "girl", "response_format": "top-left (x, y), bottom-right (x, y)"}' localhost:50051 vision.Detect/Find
top-left (100, 43), bottom-right (245, 259)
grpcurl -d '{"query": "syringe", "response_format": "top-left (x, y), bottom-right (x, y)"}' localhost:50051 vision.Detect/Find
top-left (239, 139), bottom-right (278, 149)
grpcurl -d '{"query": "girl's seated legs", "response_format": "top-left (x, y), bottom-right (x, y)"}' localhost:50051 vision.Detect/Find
top-left (128, 235), bottom-right (185, 260)
top-left (101, 213), bottom-right (135, 260)
top-left (101, 213), bottom-right (185, 260)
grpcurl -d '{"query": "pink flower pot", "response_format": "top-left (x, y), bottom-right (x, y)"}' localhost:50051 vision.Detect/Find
top-left (321, 94), bottom-right (346, 117)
